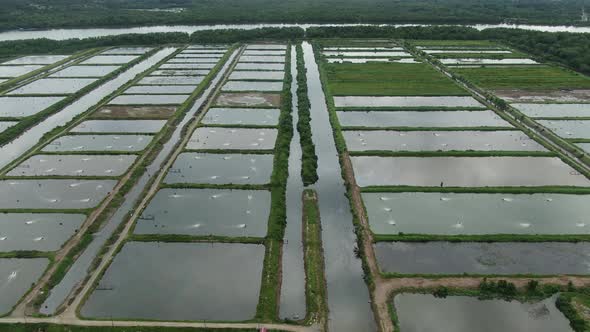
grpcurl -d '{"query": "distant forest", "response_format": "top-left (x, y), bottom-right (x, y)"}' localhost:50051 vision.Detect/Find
top-left (0, 0), bottom-right (589, 31)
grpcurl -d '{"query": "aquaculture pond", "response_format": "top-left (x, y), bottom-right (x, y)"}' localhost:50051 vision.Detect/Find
top-left (512, 103), bottom-right (590, 118)
top-left (0, 258), bottom-right (49, 315)
top-left (0, 179), bottom-right (116, 209)
top-left (324, 47), bottom-right (404, 51)
top-left (71, 120), bottom-right (167, 133)
top-left (3, 55), bottom-right (69, 65)
top-left (337, 110), bottom-right (511, 128)
top-left (537, 120), bottom-right (590, 139)
top-left (137, 76), bottom-right (203, 85)
top-left (7, 154), bottom-right (137, 177)
top-left (160, 63), bottom-right (215, 70)
top-left (164, 152), bottom-right (273, 185)
top-left (186, 128), bottom-right (277, 150)
top-left (135, 188), bottom-right (270, 237)
top-left (246, 44), bottom-right (287, 50)
top-left (351, 156), bottom-right (590, 187)
top-left (423, 50), bottom-right (513, 54)
top-left (376, 242), bottom-right (590, 275)
top-left (393, 294), bottom-right (573, 332)
top-left (109, 94), bottom-right (189, 105)
top-left (92, 105), bottom-right (176, 119)
top-left (229, 71), bottom-right (285, 81)
top-left (234, 63), bottom-right (284, 71)
top-left (333, 96), bottom-right (483, 108)
top-left (169, 57), bottom-right (221, 63)
top-left (441, 58), bottom-right (538, 65)
top-left (9, 78), bottom-right (98, 95)
top-left (243, 50), bottom-right (286, 56)
top-left (50, 65), bottom-right (120, 78)
top-left (151, 69), bottom-right (209, 76)
top-left (0, 96), bottom-right (64, 118)
top-left (0, 65), bottom-right (44, 77)
top-left (201, 107), bottom-right (279, 126)
top-left (327, 58), bottom-right (419, 64)
top-left (80, 242), bottom-right (264, 321)
top-left (363, 192), bottom-right (590, 235)
top-left (239, 55), bottom-right (285, 63)
top-left (81, 55), bottom-right (139, 65)
top-left (42, 135), bottom-right (152, 152)
top-left (343, 130), bottom-right (545, 152)
top-left (102, 47), bottom-right (152, 55)
top-left (323, 51), bottom-right (411, 57)
top-left (125, 85), bottom-right (196, 94)
top-left (222, 81), bottom-right (283, 92)
top-left (215, 92), bottom-right (280, 107)
top-left (0, 213), bottom-right (85, 251)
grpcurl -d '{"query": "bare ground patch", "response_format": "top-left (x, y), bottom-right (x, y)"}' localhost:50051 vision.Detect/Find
top-left (214, 92), bottom-right (281, 107)
top-left (91, 105), bottom-right (177, 119)
top-left (495, 89), bottom-right (590, 103)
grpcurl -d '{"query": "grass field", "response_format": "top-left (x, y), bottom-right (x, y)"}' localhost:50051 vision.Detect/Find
top-left (325, 62), bottom-right (468, 96)
top-left (412, 40), bottom-right (505, 47)
top-left (454, 65), bottom-right (590, 90)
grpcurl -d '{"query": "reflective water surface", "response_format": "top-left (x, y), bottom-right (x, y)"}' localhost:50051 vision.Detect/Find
top-left (0, 96), bottom-right (64, 118)
top-left (201, 107), bottom-right (279, 126)
top-left (71, 120), bottom-right (167, 133)
top-left (512, 103), bottom-right (590, 118)
top-left (42, 135), bottom-right (152, 152)
top-left (186, 127), bottom-right (277, 150)
top-left (0, 258), bottom-right (49, 315)
top-left (337, 110), bottom-right (511, 128)
top-left (7, 154), bottom-right (137, 177)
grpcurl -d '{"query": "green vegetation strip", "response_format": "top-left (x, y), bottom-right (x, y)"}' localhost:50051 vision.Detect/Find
top-left (300, 189), bottom-right (328, 327)
top-left (296, 44), bottom-right (319, 186)
top-left (557, 292), bottom-right (590, 332)
top-left (255, 44), bottom-right (293, 322)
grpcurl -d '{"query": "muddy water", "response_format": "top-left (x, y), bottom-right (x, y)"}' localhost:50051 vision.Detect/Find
top-left (3, 55), bottom-right (69, 65)
top-left (512, 103), bottom-right (590, 118)
top-left (0, 213), bottom-right (85, 252)
top-left (215, 92), bottom-right (281, 107)
top-left (343, 130), bottom-right (546, 152)
top-left (376, 242), bottom-right (590, 275)
top-left (7, 154), bottom-right (137, 177)
top-left (42, 135), bottom-right (152, 152)
top-left (538, 119), bottom-right (590, 139)
top-left (50, 66), bottom-right (120, 78)
top-left (186, 127), bottom-right (277, 150)
top-left (337, 110), bottom-right (510, 128)
top-left (229, 70), bottom-right (284, 80)
top-left (279, 45), bottom-right (306, 320)
top-left (0, 258), bottom-right (49, 315)
top-left (352, 156), bottom-right (590, 187)
top-left (164, 152), bottom-right (274, 185)
top-left (8, 78), bottom-right (98, 95)
top-left (363, 192), bottom-right (590, 235)
top-left (334, 96), bottom-right (483, 108)
top-left (0, 65), bottom-right (44, 77)
top-left (80, 242), bottom-right (264, 321)
top-left (0, 179), bottom-right (116, 209)
top-left (71, 120), bottom-right (167, 133)
top-left (39, 48), bottom-right (239, 315)
top-left (137, 76), bottom-right (203, 85)
top-left (234, 63), bottom-right (284, 71)
top-left (394, 293), bottom-right (573, 331)
top-left (0, 48), bottom-right (176, 171)
top-left (80, 55), bottom-right (139, 65)
top-left (109, 94), bottom-right (189, 105)
top-left (125, 85), bottom-right (196, 94)
top-left (201, 107), bottom-right (279, 126)
top-left (0, 96), bottom-right (64, 118)
top-left (135, 188), bottom-right (270, 237)
top-left (222, 80), bottom-right (283, 92)
top-left (92, 105), bottom-right (175, 119)
top-left (303, 42), bottom-right (376, 331)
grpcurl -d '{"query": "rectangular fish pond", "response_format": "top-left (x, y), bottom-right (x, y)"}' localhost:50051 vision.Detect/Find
top-left (0, 258), bottom-right (49, 315)
top-left (164, 152), bottom-right (274, 185)
top-left (92, 105), bottom-right (176, 119)
top-left (333, 96), bottom-right (483, 108)
top-left (228, 71), bottom-right (285, 81)
top-left (512, 103), bottom-right (590, 118)
top-left (239, 56), bottom-right (285, 63)
top-left (137, 76), bottom-right (203, 85)
top-left (3, 55), bottom-right (69, 65)
top-left (0, 96), bottom-right (64, 118)
top-left (537, 120), bottom-right (590, 139)
top-left (124, 85), bottom-right (196, 94)
top-left (187, 127), bottom-right (277, 150)
top-left (363, 192), bottom-right (590, 235)
top-left (7, 154), bottom-right (137, 177)
top-left (393, 293), bottom-right (573, 332)
top-left (201, 107), bottom-right (279, 126)
top-left (43, 135), bottom-right (152, 152)
top-left (9, 78), bottom-right (98, 95)
top-left (151, 69), bottom-right (209, 76)
top-left (243, 50), bottom-right (286, 56)
top-left (102, 47), bottom-right (152, 55)
top-left (135, 188), bottom-right (270, 237)
top-left (0, 179), bottom-right (116, 209)
top-left (351, 156), bottom-right (590, 187)
top-left (0, 65), bottom-right (44, 77)
top-left (71, 120), bottom-right (167, 133)
top-left (343, 130), bottom-right (546, 152)
top-left (222, 81), bottom-right (283, 92)
top-left (0, 213), bottom-right (85, 251)
top-left (337, 110), bottom-right (511, 128)
top-left (50, 65), bottom-right (120, 78)
top-left (109, 94), bottom-right (189, 105)
top-left (215, 92), bottom-right (280, 107)
top-left (80, 242), bottom-right (264, 321)
top-left (234, 63), bottom-right (284, 71)
top-left (80, 55), bottom-right (139, 65)
top-left (159, 63), bottom-right (215, 70)
top-left (376, 242), bottom-right (590, 275)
